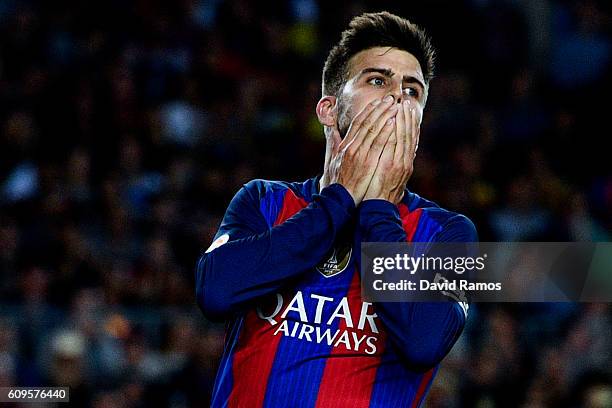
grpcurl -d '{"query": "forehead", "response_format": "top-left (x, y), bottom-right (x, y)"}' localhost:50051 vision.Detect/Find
top-left (347, 46), bottom-right (424, 83)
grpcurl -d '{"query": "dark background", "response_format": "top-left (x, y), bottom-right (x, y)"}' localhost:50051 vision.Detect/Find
top-left (0, 0), bottom-right (610, 406)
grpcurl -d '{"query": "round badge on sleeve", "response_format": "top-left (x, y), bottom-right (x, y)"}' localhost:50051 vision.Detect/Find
top-left (316, 242), bottom-right (352, 278)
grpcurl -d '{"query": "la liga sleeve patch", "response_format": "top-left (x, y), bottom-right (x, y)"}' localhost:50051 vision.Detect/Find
top-left (205, 233), bottom-right (230, 254)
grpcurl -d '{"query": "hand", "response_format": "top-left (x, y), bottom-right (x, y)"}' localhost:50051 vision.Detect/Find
top-left (323, 95), bottom-right (399, 205)
top-left (363, 99), bottom-right (420, 204)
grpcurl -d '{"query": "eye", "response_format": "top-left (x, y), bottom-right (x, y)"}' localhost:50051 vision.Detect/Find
top-left (403, 86), bottom-right (420, 98)
top-left (368, 77), bottom-right (386, 87)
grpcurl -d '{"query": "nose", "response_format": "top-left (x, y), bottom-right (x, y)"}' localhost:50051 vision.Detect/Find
top-left (389, 83), bottom-right (403, 104)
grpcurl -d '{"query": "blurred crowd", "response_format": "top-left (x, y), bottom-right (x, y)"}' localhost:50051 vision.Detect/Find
top-left (0, 0), bottom-right (610, 406)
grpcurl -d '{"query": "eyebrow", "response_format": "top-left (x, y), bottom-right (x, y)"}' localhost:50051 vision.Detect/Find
top-left (358, 67), bottom-right (426, 94)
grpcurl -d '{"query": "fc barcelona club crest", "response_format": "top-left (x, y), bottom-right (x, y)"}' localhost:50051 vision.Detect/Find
top-left (316, 242), bottom-right (352, 278)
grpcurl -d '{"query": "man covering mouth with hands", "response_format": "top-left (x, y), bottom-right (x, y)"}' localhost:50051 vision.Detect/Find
top-left (196, 11), bottom-right (478, 408)
top-left (319, 67), bottom-right (422, 205)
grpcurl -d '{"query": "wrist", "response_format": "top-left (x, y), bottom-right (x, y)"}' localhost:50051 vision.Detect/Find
top-left (363, 195), bottom-right (392, 202)
top-left (360, 198), bottom-right (398, 211)
top-left (363, 190), bottom-right (403, 205)
top-left (321, 183), bottom-right (358, 210)
top-left (358, 199), bottom-right (401, 230)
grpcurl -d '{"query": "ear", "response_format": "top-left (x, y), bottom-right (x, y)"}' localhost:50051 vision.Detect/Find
top-left (316, 95), bottom-right (337, 127)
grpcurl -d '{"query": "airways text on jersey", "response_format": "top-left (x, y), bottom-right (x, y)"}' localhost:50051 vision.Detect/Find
top-left (257, 289), bottom-right (380, 355)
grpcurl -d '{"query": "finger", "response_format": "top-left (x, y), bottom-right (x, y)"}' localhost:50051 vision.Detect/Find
top-left (357, 97), bottom-right (400, 153)
top-left (413, 108), bottom-right (421, 157)
top-left (409, 106), bottom-right (420, 162)
top-left (364, 117), bottom-right (396, 197)
top-left (379, 119), bottom-right (396, 162)
top-left (340, 96), bottom-right (393, 149)
top-left (402, 100), bottom-right (412, 167)
top-left (394, 100), bottom-right (407, 163)
top-left (366, 115), bottom-right (396, 164)
top-left (338, 98), bottom-right (382, 150)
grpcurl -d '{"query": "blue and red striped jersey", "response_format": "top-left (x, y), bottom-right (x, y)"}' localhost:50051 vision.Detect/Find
top-left (196, 176), bottom-right (477, 408)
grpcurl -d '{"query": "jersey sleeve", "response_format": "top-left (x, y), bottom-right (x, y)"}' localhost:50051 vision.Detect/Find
top-left (358, 199), bottom-right (408, 241)
top-left (359, 199), bottom-right (477, 371)
top-left (196, 181), bottom-right (355, 321)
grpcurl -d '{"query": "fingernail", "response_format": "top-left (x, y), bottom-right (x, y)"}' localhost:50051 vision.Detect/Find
top-left (372, 99), bottom-right (381, 106)
top-left (384, 95), bottom-right (394, 103)
top-left (387, 117), bottom-right (395, 124)
top-left (403, 99), bottom-right (410, 106)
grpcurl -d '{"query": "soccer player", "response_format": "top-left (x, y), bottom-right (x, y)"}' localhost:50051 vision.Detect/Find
top-left (196, 11), bottom-right (477, 408)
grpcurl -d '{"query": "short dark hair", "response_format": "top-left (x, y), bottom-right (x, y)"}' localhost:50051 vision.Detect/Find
top-left (322, 11), bottom-right (435, 96)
